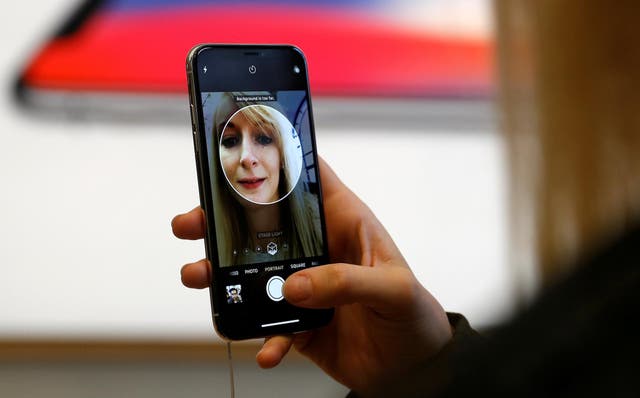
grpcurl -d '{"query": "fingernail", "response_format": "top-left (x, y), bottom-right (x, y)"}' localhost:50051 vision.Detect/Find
top-left (285, 274), bottom-right (312, 302)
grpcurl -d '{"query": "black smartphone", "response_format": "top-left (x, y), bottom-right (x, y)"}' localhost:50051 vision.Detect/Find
top-left (186, 44), bottom-right (333, 340)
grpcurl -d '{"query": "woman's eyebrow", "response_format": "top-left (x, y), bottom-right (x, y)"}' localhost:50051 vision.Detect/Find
top-left (220, 121), bottom-right (236, 132)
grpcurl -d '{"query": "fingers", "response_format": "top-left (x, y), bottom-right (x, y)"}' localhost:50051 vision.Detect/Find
top-left (175, 208), bottom-right (208, 289)
top-left (284, 263), bottom-right (421, 316)
top-left (171, 207), bottom-right (205, 240)
top-left (180, 259), bottom-right (211, 289)
top-left (256, 335), bottom-right (294, 369)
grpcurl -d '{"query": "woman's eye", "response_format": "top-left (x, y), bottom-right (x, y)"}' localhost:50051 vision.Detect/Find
top-left (221, 136), bottom-right (239, 148)
top-left (256, 134), bottom-right (273, 146)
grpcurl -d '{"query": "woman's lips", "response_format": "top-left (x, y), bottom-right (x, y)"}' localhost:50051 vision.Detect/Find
top-left (237, 177), bottom-right (265, 190)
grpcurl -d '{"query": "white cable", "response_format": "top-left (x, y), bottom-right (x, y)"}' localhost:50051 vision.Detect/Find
top-left (226, 341), bottom-right (235, 398)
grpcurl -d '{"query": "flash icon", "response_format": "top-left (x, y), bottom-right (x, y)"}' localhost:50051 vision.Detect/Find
top-left (203, 66), bottom-right (207, 74)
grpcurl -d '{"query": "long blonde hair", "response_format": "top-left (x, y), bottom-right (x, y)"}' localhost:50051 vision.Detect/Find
top-left (496, 0), bottom-right (640, 288)
top-left (210, 93), bottom-right (323, 266)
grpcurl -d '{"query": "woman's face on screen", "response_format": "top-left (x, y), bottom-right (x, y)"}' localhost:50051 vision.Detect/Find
top-left (220, 110), bottom-right (281, 204)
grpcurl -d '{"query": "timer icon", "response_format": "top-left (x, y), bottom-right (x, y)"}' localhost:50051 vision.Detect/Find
top-left (248, 65), bottom-right (257, 74)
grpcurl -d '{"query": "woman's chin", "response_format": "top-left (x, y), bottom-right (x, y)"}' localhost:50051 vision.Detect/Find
top-left (230, 184), bottom-right (279, 206)
top-left (238, 192), bottom-right (274, 206)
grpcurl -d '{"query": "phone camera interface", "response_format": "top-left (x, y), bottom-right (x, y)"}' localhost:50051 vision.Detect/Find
top-left (203, 90), bottom-right (324, 269)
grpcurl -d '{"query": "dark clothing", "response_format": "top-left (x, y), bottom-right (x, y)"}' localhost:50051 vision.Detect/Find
top-left (441, 226), bottom-right (640, 397)
top-left (353, 226), bottom-right (640, 397)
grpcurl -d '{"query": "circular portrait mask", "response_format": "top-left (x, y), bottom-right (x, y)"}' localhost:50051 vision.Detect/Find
top-left (219, 104), bottom-right (303, 205)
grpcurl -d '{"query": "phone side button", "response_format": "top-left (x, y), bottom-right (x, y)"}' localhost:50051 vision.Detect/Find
top-left (192, 131), bottom-right (200, 154)
top-left (189, 104), bottom-right (197, 129)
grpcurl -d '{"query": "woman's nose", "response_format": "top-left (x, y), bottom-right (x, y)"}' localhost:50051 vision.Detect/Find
top-left (240, 141), bottom-right (258, 168)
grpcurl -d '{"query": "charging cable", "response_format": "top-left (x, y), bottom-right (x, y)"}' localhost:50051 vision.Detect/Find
top-left (226, 341), bottom-right (236, 398)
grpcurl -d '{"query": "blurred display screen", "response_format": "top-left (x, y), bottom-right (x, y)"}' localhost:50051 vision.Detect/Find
top-left (21, 0), bottom-right (492, 97)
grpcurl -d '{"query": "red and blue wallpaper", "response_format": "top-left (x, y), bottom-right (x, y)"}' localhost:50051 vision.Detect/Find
top-left (23, 0), bottom-right (492, 97)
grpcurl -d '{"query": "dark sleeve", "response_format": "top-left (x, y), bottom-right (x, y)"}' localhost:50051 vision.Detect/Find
top-left (346, 312), bottom-right (484, 398)
top-left (440, 226), bottom-right (640, 398)
top-left (406, 312), bottom-right (485, 397)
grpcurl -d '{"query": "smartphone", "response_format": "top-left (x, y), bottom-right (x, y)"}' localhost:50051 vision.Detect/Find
top-left (186, 44), bottom-right (333, 340)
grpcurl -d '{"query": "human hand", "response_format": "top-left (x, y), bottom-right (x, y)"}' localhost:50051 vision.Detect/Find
top-left (172, 158), bottom-right (452, 397)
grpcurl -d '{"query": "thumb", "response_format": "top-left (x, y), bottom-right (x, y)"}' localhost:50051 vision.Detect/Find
top-left (283, 263), bottom-right (421, 316)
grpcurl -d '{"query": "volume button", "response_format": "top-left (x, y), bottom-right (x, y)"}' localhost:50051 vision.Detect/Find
top-left (189, 102), bottom-right (200, 153)
top-left (189, 103), bottom-right (197, 129)
top-left (193, 130), bottom-right (200, 154)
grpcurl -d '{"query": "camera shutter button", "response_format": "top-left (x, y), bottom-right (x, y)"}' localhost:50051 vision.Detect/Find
top-left (266, 276), bottom-right (285, 302)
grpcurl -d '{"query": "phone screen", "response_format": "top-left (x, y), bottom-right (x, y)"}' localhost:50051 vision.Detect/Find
top-left (187, 45), bottom-right (332, 340)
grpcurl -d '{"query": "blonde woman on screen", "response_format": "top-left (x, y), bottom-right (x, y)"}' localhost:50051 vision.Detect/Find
top-left (209, 92), bottom-right (322, 267)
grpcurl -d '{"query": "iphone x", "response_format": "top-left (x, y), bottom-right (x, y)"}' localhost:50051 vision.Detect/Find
top-left (186, 45), bottom-right (332, 340)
